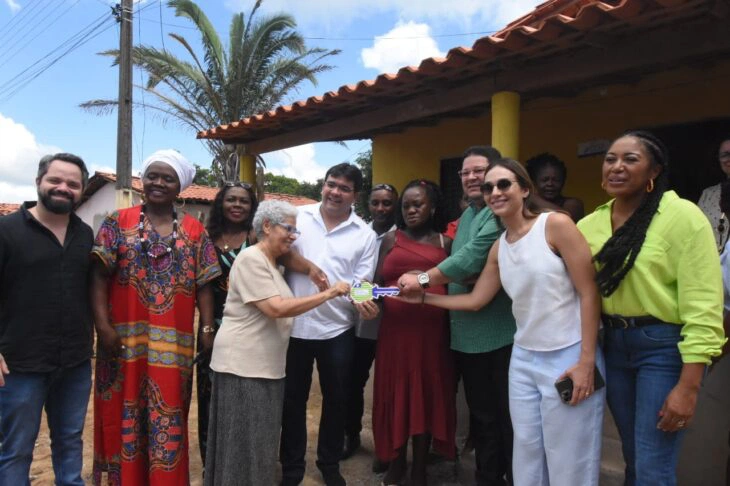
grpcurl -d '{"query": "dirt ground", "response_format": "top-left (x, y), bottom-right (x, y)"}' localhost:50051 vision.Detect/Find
top-left (29, 362), bottom-right (470, 486)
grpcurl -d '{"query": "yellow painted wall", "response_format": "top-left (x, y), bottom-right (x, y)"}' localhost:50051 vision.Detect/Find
top-left (372, 116), bottom-right (492, 191)
top-left (372, 61), bottom-right (730, 211)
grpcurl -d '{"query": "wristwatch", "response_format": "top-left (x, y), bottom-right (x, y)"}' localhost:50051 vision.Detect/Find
top-left (417, 272), bottom-right (430, 289)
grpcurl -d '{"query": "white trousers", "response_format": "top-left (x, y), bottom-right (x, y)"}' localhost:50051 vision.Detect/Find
top-left (509, 342), bottom-right (605, 486)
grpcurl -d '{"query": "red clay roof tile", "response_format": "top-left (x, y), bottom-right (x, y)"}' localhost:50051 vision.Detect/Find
top-left (0, 203), bottom-right (20, 216)
top-left (86, 172), bottom-right (317, 206)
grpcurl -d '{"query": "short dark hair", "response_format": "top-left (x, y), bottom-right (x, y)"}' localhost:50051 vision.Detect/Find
top-left (206, 183), bottom-right (259, 240)
top-left (37, 153), bottom-right (89, 188)
top-left (395, 179), bottom-right (448, 233)
top-left (324, 163), bottom-right (363, 192)
top-left (462, 145), bottom-right (502, 163)
top-left (525, 152), bottom-right (567, 182)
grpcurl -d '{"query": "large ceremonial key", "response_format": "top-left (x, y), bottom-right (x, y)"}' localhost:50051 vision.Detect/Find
top-left (349, 281), bottom-right (400, 303)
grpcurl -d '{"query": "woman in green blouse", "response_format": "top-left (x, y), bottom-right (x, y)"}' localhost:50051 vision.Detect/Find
top-left (577, 130), bottom-right (725, 485)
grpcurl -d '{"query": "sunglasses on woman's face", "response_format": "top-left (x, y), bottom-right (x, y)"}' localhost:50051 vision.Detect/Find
top-left (372, 183), bottom-right (396, 193)
top-left (225, 182), bottom-right (253, 189)
top-left (481, 178), bottom-right (518, 195)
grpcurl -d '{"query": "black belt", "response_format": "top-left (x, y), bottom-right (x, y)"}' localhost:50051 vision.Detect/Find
top-left (601, 314), bottom-right (659, 329)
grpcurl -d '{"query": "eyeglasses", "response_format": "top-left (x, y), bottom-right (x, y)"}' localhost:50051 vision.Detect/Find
top-left (372, 183), bottom-right (396, 193)
top-left (276, 223), bottom-right (301, 236)
top-left (719, 152), bottom-right (730, 161)
top-left (457, 167), bottom-right (488, 179)
top-left (225, 181), bottom-right (253, 189)
top-left (324, 180), bottom-right (354, 194)
top-left (481, 178), bottom-right (517, 195)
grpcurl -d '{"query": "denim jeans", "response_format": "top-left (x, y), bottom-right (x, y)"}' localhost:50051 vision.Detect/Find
top-left (509, 342), bottom-right (605, 486)
top-left (0, 360), bottom-right (91, 486)
top-left (604, 324), bottom-right (686, 486)
top-left (280, 328), bottom-right (355, 481)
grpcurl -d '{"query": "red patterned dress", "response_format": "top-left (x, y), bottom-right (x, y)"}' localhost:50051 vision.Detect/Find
top-left (92, 206), bottom-right (220, 486)
top-left (373, 230), bottom-right (456, 461)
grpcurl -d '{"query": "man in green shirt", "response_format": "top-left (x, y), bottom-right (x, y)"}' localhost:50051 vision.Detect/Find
top-left (399, 146), bottom-right (516, 486)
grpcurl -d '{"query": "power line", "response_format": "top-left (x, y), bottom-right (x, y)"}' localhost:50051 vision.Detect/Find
top-left (0, 12), bottom-right (116, 103)
top-left (0, 18), bottom-right (116, 103)
top-left (0, 0), bottom-right (82, 71)
top-left (0, 0), bottom-right (51, 46)
top-left (0, 10), bottom-right (111, 94)
top-left (137, 1), bottom-right (147, 166)
top-left (303, 30), bottom-right (499, 41)
top-left (136, 16), bottom-right (497, 42)
top-left (158, 0), bottom-right (167, 51)
top-left (0, 0), bottom-right (44, 39)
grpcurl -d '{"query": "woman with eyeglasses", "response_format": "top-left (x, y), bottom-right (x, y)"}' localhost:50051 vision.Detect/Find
top-left (372, 179), bottom-right (455, 486)
top-left (396, 161), bottom-right (605, 485)
top-left (577, 131), bottom-right (724, 485)
top-left (698, 137), bottom-right (730, 252)
top-left (194, 181), bottom-right (258, 466)
top-left (90, 150), bottom-right (222, 485)
top-left (203, 201), bottom-right (350, 486)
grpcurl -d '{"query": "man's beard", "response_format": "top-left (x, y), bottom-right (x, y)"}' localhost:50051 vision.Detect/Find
top-left (39, 189), bottom-right (75, 214)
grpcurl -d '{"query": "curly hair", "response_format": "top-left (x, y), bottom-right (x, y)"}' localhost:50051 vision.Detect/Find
top-left (593, 130), bottom-right (670, 297)
top-left (525, 152), bottom-right (567, 183)
top-left (206, 183), bottom-right (258, 241)
top-left (395, 179), bottom-right (448, 233)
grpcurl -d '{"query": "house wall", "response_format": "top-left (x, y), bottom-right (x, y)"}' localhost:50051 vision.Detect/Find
top-left (372, 60), bottom-right (730, 212)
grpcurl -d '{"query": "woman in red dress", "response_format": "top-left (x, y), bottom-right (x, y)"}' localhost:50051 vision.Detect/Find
top-left (90, 150), bottom-right (221, 485)
top-left (373, 179), bottom-right (455, 486)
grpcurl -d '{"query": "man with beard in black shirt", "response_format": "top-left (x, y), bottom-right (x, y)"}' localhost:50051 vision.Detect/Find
top-left (0, 153), bottom-right (94, 486)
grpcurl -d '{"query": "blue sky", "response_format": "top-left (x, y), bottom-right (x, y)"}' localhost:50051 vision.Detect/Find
top-left (0, 0), bottom-right (542, 202)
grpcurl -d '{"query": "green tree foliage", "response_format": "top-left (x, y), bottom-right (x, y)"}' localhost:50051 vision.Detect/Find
top-left (263, 172), bottom-right (322, 201)
top-left (81, 0), bottom-right (339, 181)
top-left (193, 164), bottom-right (218, 187)
top-left (353, 150), bottom-right (372, 219)
top-left (264, 173), bottom-right (301, 195)
top-left (298, 179), bottom-right (323, 201)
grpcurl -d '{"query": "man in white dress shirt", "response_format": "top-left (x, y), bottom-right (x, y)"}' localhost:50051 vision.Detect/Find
top-left (280, 163), bottom-right (379, 486)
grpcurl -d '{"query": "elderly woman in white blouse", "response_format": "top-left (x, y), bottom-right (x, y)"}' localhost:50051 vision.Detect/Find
top-left (204, 200), bottom-right (350, 486)
top-left (699, 137), bottom-right (730, 251)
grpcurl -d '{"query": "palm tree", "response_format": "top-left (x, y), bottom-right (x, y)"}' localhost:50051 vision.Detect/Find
top-left (81, 0), bottom-right (339, 181)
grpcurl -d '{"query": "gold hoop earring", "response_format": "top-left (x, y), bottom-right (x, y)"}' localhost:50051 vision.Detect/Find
top-left (646, 179), bottom-right (654, 193)
top-left (175, 199), bottom-right (186, 210)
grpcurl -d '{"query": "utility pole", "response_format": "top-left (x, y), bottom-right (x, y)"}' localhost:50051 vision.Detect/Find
top-left (114, 0), bottom-right (133, 208)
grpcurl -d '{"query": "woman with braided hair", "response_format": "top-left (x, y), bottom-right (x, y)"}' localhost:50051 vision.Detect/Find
top-left (577, 131), bottom-right (725, 485)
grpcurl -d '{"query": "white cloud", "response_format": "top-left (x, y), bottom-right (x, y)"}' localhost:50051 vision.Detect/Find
top-left (361, 21), bottom-right (445, 74)
top-left (227, 0), bottom-right (544, 33)
top-left (0, 181), bottom-right (35, 203)
top-left (4, 0), bottom-right (20, 14)
top-left (265, 143), bottom-right (328, 183)
top-left (0, 113), bottom-right (61, 203)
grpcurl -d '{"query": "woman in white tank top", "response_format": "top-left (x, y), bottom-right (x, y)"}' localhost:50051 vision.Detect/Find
top-left (397, 158), bottom-right (605, 486)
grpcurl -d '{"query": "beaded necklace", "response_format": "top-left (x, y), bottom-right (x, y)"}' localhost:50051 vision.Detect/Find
top-left (139, 204), bottom-right (178, 259)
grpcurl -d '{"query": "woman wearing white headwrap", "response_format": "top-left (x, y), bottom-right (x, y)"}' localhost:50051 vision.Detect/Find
top-left (90, 150), bottom-right (221, 485)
